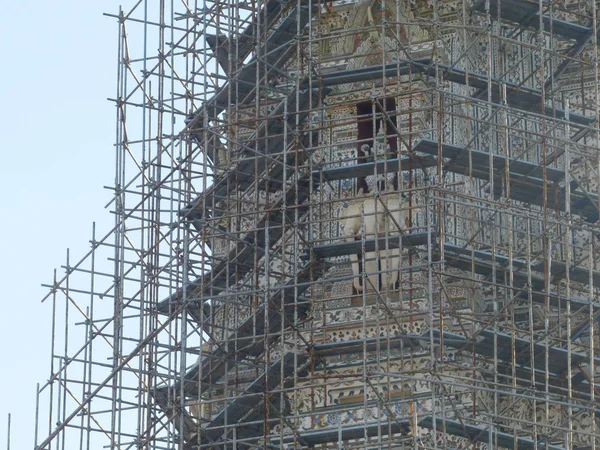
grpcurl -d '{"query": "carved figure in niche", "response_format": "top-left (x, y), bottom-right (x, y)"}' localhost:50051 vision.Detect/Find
top-left (186, 343), bottom-right (214, 420)
top-left (373, 127), bottom-right (392, 158)
top-left (361, 143), bottom-right (373, 162)
top-left (362, 129), bottom-right (392, 163)
top-left (340, 187), bottom-right (409, 293)
top-left (217, 144), bottom-right (229, 174)
top-left (188, 400), bottom-right (205, 419)
top-left (207, 136), bottom-right (229, 175)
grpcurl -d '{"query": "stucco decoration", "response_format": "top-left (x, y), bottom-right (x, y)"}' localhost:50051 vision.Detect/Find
top-left (331, 0), bottom-right (429, 66)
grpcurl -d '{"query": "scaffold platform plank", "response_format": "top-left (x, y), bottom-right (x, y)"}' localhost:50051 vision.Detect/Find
top-left (414, 139), bottom-right (599, 221)
top-left (419, 417), bottom-right (566, 450)
top-left (309, 139), bottom-right (598, 221)
top-left (427, 329), bottom-right (597, 400)
top-left (205, 0), bottom-right (290, 73)
top-left (472, 0), bottom-right (592, 41)
top-left (431, 329), bottom-right (599, 377)
top-left (312, 155), bottom-right (437, 184)
top-left (414, 139), bottom-right (565, 183)
top-left (179, 259), bottom-right (323, 397)
top-left (160, 171), bottom-right (314, 316)
top-left (182, 85), bottom-right (323, 225)
top-left (419, 62), bottom-right (595, 126)
top-left (497, 362), bottom-right (596, 400)
top-left (312, 334), bottom-right (422, 356)
top-left (202, 352), bottom-right (305, 443)
top-left (308, 234), bottom-right (600, 294)
top-left (309, 232), bottom-right (432, 258)
top-left (270, 420), bottom-right (412, 446)
top-left (442, 244), bottom-right (600, 310)
top-left (444, 242), bottom-right (600, 288)
top-left (310, 59), bottom-right (594, 126)
top-left (150, 387), bottom-right (198, 442)
top-left (239, 86), bottom-right (326, 158)
top-left (181, 129), bottom-right (316, 226)
top-left (151, 262), bottom-right (320, 443)
top-left (189, 4), bottom-right (312, 122)
top-left (153, 354), bottom-right (303, 446)
top-left (315, 58), bottom-right (430, 87)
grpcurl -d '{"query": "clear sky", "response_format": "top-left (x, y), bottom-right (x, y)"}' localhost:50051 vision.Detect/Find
top-left (0, 1), bottom-right (125, 447)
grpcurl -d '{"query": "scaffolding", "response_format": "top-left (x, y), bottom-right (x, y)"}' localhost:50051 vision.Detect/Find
top-left (35, 0), bottom-right (600, 448)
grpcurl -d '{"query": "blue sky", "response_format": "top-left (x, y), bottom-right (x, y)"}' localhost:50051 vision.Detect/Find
top-left (0, 1), bottom-right (124, 447)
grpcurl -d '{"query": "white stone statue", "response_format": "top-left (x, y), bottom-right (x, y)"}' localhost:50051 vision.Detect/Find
top-left (340, 187), bottom-right (409, 294)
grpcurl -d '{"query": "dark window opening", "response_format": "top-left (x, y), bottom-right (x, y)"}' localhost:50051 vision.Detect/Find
top-left (356, 98), bottom-right (398, 193)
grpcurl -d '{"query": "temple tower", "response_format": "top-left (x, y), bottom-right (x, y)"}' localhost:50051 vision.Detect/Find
top-left (35, 1), bottom-right (600, 449)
